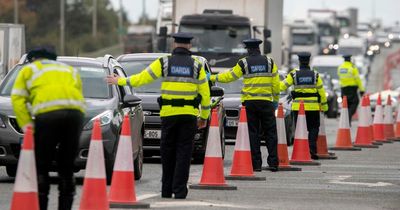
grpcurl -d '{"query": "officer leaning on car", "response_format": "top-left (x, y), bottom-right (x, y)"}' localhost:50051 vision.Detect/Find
top-left (106, 32), bottom-right (210, 199)
top-left (11, 46), bottom-right (85, 210)
top-left (209, 38), bottom-right (280, 172)
top-left (280, 52), bottom-right (328, 160)
top-left (337, 54), bottom-right (365, 125)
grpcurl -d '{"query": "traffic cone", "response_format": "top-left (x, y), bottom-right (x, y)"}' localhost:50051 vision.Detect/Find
top-left (190, 109), bottom-right (237, 190)
top-left (79, 119), bottom-right (109, 210)
top-left (317, 109), bottom-right (338, 159)
top-left (265, 104), bottom-right (301, 171)
top-left (394, 95), bottom-right (400, 141)
top-left (225, 106), bottom-right (266, 180)
top-left (109, 115), bottom-right (150, 208)
top-left (10, 125), bottom-right (39, 210)
top-left (330, 96), bottom-right (361, 151)
top-left (290, 101), bottom-right (320, 165)
top-left (373, 94), bottom-right (392, 143)
top-left (354, 96), bottom-right (379, 148)
top-left (383, 95), bottom-right (395, 143)
top-left (366, 94), bottom-right (383, 146)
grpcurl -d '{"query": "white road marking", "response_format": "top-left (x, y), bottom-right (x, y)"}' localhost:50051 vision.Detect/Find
top-left (150, 200), bottom-right (265, 209)
top-left (329, 175), bottom-right (393, 187)
top-left (137, 193), bottom-right (160, 201)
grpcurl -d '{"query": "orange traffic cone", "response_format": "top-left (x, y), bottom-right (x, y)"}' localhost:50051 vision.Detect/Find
top-left (225, 106), bottom-right (266, 180)
top-left (317, 109), bottom-right (338, 159)
top-left (79, 119), bottom-right (109, 210)
top-left (394, 95), bottom-right (400, 141)
top-left (373, 94), bottom-right (391, 143)
top-left (354, 96), bottom-right (379, 148)
top-left (290, 101), bottom-right (320, 165)
top-left (109, 115), bottom-right (150, 208)
top-left (190, 109), bottom-right (237, 190)
top-left (383, 95), bottom-right (395, 143)
top-left (10, 125), bottom-right (39, 210)
top-left (269, 104), bottom-right (301, 170)
top-left (366, 94), bottom-right (383, 146)
top-left (330, 96), bottom-right (361, 151)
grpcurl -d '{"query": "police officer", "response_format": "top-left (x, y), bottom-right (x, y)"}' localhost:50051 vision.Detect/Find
top-left (209, 38), bottom-right (279, 172)
top-left (106, 33), bottom-right (210, 199)
top-left (337, 54), bottom-right (365, 124)
top-left (280, 52), bottom-right (328, 160)
top-left (11, 46), bottom-right (85, 210)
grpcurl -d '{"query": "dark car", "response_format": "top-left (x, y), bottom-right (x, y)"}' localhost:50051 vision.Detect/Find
top-left (117, 53), bottom-right (225, 163)
top-left (217, 71), bottom-right (295, 145)
top-left (320, 73), bottom-right (339, 118)
top-left (0, 55), bottom-right (144, 183)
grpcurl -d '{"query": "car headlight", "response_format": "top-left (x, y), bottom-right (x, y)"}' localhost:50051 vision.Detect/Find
top-left (337, 96), bottom-right (342, 104)
top-left (0, 117), bottom-right (6, 128)
top-left (83, 110), bottom-right (113, 130)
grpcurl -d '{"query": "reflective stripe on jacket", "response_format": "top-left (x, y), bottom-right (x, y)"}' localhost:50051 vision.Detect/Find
top-left (118, 48), bottom-right (210, 119)
top-left (11, 59), bottom-right (85, 128)
top-left (280, 68), bottom-right (328, 111)
top-left (210, 54), bottom-right (279, 102)
top-left (337, 61), bottom-right (365, 91)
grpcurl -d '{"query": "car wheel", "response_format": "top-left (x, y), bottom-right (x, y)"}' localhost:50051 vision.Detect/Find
top-left (105, 158), bottom-right (114, 185)
top-left (6, 165), bottom-right (17, 177)
top-left (220, 127), bottom-right (226, 159)
top-left (134, 145), bottom-right (143, 180)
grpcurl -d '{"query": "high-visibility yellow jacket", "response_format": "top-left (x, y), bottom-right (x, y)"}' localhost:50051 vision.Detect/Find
top-left (280, 68), bottom-right (328, 111)
top-left (210, 55), bottom-right (279, 102)
top-left (118, 49), bottom-right (210, 120)
top-left (11, 59), bottom-right (85, 129)
top-left (337, 61), bottom-right (365, 91)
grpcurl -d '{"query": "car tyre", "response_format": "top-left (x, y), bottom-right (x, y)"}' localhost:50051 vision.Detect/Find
top-left (6, 165), bottom-right (17, 177)
top-left (105, 158), bottom-right (114, 185)
top-left (134, 145), bottom-right (143, 180)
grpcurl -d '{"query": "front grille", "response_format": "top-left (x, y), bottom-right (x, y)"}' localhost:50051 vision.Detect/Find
top-left (144, 110), bottom-right (160, 116)
top-left (225, 109), bottom-right (239, 117)
top-left (9, 117), bottom-right (23, 134)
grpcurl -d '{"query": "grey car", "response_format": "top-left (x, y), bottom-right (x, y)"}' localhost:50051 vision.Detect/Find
top-left (0, 55), bottom-right (144, 183)
top-left (116, 53), bottom-right (226, 163)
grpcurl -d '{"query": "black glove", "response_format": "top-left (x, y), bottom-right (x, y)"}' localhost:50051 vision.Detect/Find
top-left (359, 91), bottom-right (365, 97)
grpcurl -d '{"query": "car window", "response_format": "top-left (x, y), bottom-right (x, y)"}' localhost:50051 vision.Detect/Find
top-left (120, 59), bottom-right (161, 93)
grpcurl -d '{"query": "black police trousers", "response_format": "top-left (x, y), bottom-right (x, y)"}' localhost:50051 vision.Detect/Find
top-left (34, 109), bottom-right (84, 210)
top-left (160, 115), bottom-right (197, 199)
top-left (293, 110), bottom-right (320, 156)
top-left (341, 86), bottom-right (359, 126)
top-left (244, 100), bottom-right (278, 169)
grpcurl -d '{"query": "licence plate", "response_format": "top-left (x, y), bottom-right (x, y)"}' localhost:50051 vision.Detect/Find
top-left (225, 119), bottom-right (238, 127)
top-left (144, 130), bottom-right (161, 139)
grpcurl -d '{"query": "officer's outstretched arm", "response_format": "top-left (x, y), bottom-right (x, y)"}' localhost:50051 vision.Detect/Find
top-left (317, 77), bottom-right (329, 112)
top-left (118, 58), bottom-right (162, 87)
top-left (11, 66), bottom-right (33, 130)
top-left (198, 67), bottom-right (211, 120)
top-left (280, 72), bottom-right (293, 91)
top-left (210, 62), bottom-right (243, 83)
top-left (272, 63), bottom-right (280, 102)
top-left (353, 67), bottom-right (365, 92)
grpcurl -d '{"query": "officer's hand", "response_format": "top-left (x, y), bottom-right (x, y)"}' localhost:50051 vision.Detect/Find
top-left (273, 101), bottom-right (279, 110)
top-left (197, 118), bottom-right (207, 129)
top-left (359, 91), bottom-right (365, 97)
top-left (105, 73), bottom-right (121, 85)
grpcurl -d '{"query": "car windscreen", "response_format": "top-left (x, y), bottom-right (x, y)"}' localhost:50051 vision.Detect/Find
top-left (313, 66), bottom-right (339, 79)
top-left (119, 59), bottom-right (161, 93)
top-left (180, 25), bottom-right (250, 54)
top-left (338, 47), bottom-right (363, 56)
top-left (0, 63), bottom-right (111, 99)
top-left (218, 79), bottom-right (243, 94)
top-left (293, 33), bottom-right (315, 45)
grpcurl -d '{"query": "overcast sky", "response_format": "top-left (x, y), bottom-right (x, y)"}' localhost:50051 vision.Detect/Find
top-left (110, 0), bottom-right (399, 26)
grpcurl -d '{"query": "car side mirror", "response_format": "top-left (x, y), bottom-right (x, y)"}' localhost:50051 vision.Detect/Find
top-left (123, 95), bottom-right (142, 107)
top-left (210, 86), bottom-right (224, 97)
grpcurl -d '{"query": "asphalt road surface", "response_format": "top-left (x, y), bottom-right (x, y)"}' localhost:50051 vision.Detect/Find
top-left (1, 46), bottom-right (400, 210)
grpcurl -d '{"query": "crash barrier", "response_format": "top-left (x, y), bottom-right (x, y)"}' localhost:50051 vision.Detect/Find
top-left (330, 96), bottom-right (362, 151)
top-left (317, 109), bottom-right (338, 159)
top-left (225, 106), bottom-right (266, 180)
top-left (383, 49), bottom-right (400, 90)
top-left (373, 94), bottom-right (392, 143)
top-left (269, 104), bottom-right (301, 171)
top-left (354, 96), bottom-right (380, 148)
top-left (109, 115), bottom-right (150, 208)
top-left (290, 101), bottom-right (320, 165)
top-left (79, 119), bottom-right (109, 210)
top-left (394, 95), bottom-right (400, 141)
top-left (383, 95), bottom-right (395, 142)
top-left (190, 109), bottom-right (237, 190)
top-left (10, 125), bottom-right (39, 210)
